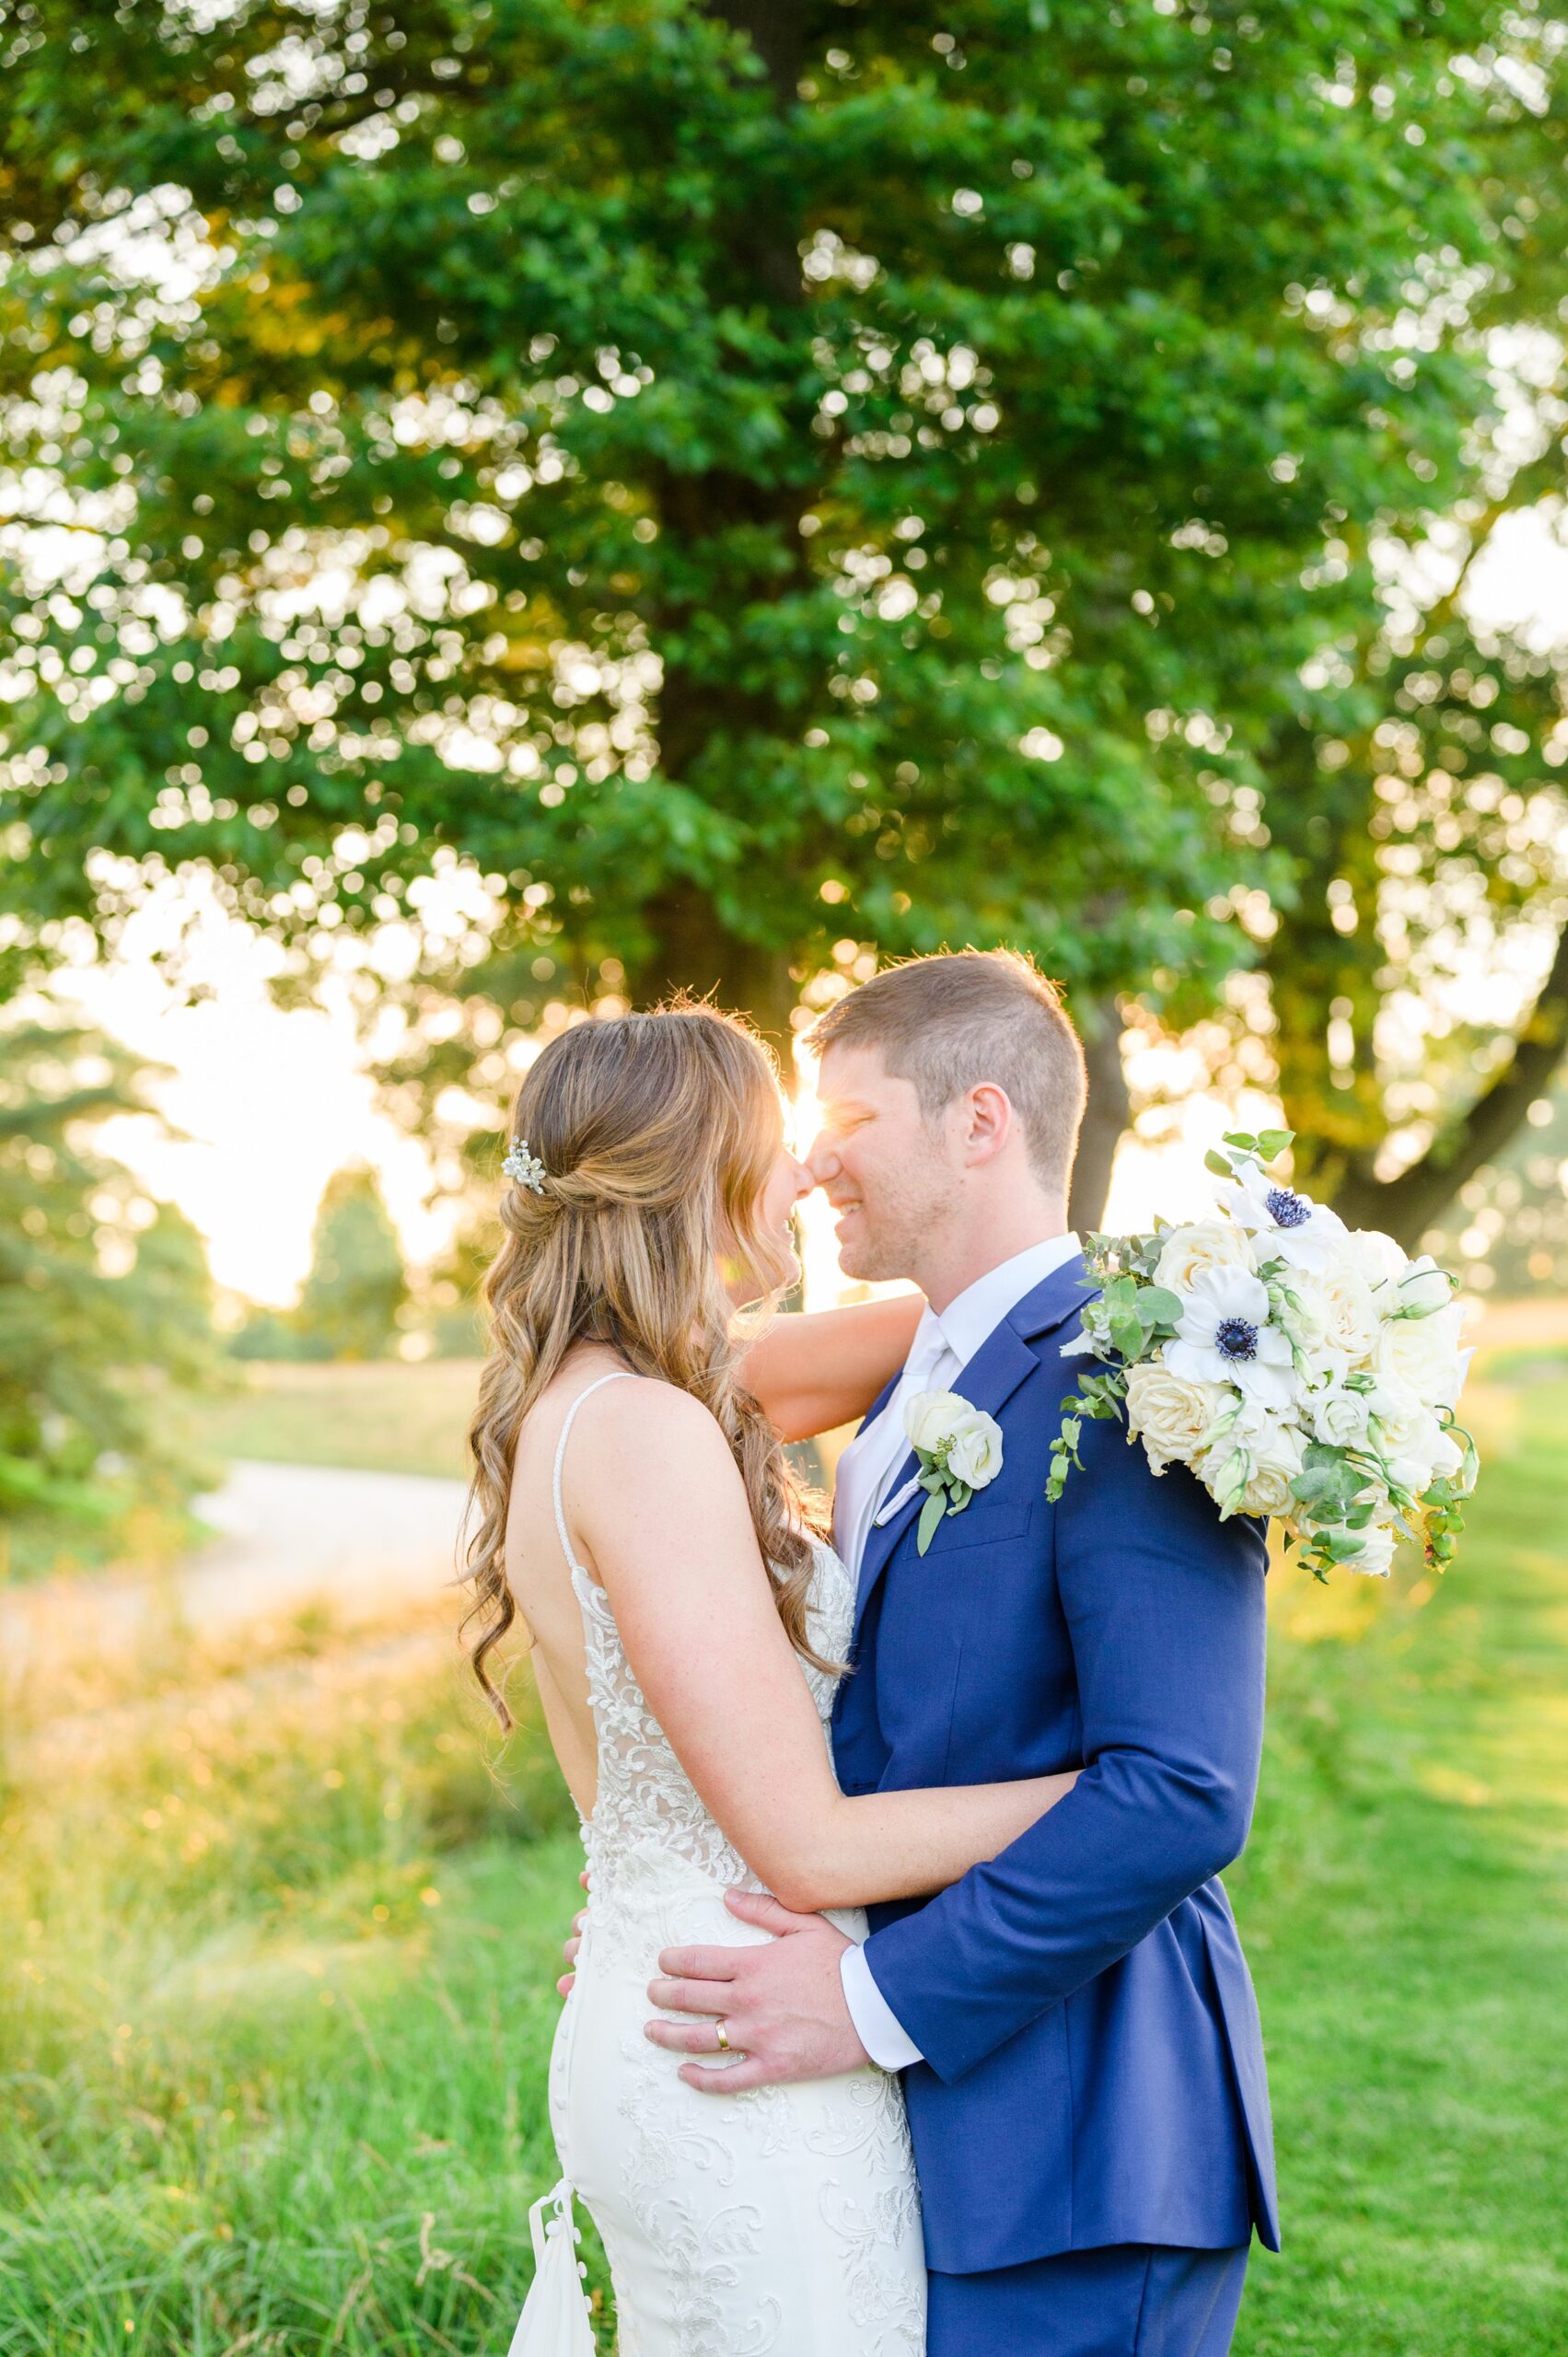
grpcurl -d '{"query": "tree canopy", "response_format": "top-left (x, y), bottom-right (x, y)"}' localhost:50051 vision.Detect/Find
top-left (2, 0), bottom-right (1564, 1238)
top-left (0, 1014), bottom-right (221, 1573)
top-left (289, 1160), bottom-right (410, 1360)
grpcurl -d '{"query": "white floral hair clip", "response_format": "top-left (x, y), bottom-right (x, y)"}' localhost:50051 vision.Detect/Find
top-left (502, 1138), bottom-right (548, 1193)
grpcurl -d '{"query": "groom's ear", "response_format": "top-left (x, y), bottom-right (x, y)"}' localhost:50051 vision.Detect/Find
top-left (957, 1082), bottom-right (1015, 1168)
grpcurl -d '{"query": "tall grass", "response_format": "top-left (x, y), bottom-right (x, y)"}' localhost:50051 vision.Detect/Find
top-left (200, 1363), bottom-right (484, 1486)
top-left (1, 1374), bottom-right (1562, 2352)
top-left (0, 1598), bottom-right (604, 2353)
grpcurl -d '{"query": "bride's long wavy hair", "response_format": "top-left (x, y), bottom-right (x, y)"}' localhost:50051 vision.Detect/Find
top-left (460, 1002), bottom-right (829, 1730)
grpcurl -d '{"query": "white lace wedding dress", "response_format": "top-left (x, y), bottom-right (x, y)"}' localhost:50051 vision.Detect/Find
top-left (513, 1370), bottom-right (926, 2357)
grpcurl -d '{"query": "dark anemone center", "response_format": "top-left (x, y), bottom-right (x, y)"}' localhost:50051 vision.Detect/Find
top-left (1214, 1316), bottom-right (1259, 1361)
top-left (1264, 1185), bottom-right (1310, 1229)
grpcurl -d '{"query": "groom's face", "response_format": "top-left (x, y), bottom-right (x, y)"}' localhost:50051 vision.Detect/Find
top-left (807, 1042), bottom-right (959, 1283)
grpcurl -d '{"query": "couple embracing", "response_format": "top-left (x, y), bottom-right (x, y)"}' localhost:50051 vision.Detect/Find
top-left (463, 949), bottom-right (1278, 2357)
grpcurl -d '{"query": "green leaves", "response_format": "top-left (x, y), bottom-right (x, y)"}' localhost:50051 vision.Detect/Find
top-left (1288, 1441), bottom-right (1368, 1524)
top-left (916, 1490), bottom-right (947, 1557)
top-left (1044, 1369), bottom-right (1128, 1503)
top-left (912, 1441), bottom-right (977, 1553)
top-left (1214, 1128), bottom-right (1295, 1173)
top-left (1097, 1271), bottom-right (1181, 1359)
top-left (6, 0), bottom-right (1549, 1109)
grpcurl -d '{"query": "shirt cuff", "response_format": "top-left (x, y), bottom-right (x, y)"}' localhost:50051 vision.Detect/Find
top-left (839, 1939), bottom-right (924, 2072)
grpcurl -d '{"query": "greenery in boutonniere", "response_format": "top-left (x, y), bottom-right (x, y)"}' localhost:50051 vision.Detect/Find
top-left (902, 1389), bottom-right (1005, 1556)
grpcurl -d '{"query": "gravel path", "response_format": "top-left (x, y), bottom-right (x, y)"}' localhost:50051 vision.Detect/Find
top-left (187, 1457), bottom-right (472, 1632)
top-left (0, 1459), bottom-right (473, 1689)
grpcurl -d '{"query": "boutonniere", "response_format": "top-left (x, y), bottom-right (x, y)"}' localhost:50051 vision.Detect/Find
top-left (902, 1389), bottom-right (1005, 1554)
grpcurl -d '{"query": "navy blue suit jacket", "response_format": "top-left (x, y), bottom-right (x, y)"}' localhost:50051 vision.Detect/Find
top-left (830, 1252), bottom-right (1280, 2276)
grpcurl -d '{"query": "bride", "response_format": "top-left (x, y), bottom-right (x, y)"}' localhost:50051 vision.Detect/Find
top-left (459, 1003), bottom-right (1079, 2357)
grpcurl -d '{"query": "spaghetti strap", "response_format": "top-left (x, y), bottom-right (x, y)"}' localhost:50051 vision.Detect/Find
top-left (552, 1370), bottom-right (636, 1577)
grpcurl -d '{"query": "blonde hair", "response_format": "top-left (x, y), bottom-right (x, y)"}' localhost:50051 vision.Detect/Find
top-left (807, 948), bottom-right (1087, 1193)
top-left (460, 1003), bottom-right (828, 1730)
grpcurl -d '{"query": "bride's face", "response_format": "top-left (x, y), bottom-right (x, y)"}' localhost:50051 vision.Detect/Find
top-left (720, 1139), bottom-right (812, 1306)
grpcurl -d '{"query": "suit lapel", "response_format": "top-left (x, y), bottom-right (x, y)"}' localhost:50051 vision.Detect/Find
top-left (850, 1250), bottom-right (1098, 1641)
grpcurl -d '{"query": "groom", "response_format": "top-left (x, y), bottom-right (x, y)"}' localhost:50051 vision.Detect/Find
top-left (645, 949), bottom-right (1279, 2357)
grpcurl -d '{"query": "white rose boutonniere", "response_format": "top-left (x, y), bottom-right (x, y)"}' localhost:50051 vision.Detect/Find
top-left (902, 1388), bottom-right (1005, 1554)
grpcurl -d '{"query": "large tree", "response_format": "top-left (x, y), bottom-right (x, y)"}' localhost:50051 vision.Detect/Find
top-left (1, 0), bottom-right (1562, 1235)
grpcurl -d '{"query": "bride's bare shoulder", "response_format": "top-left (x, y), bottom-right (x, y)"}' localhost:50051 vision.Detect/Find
top-left (569, 1372), bottom-right (746, 1512)
top-left (576, 1369), bottom-right (726, 1447)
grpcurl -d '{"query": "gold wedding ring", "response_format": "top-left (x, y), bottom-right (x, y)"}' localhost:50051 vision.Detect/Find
top-left (714, 2017), bottom-right (732, 2052)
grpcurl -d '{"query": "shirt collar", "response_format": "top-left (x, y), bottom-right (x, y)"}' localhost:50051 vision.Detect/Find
top-left (930, 1232), bottom-right (1082, 1374)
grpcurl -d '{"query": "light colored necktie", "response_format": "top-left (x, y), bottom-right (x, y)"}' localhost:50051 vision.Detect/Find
top-left (835, 1321), bottom-right (956, 1578)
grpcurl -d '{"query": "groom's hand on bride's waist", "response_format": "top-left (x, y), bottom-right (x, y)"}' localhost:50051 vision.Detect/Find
top-left (645, 1890), bottom-right (870, 2092)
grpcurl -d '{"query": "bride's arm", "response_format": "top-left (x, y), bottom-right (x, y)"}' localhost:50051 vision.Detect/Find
top-left (572, 1379), bottom-right (1077, 1914)
top-left (736, 1293), bottom-right (925, 1443)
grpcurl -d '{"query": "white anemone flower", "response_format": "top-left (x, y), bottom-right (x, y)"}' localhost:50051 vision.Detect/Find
top-left (1219, 1167), bottom-right (1347, 1272)
top-left (1164, 1265), bottom-right (1298, 1410)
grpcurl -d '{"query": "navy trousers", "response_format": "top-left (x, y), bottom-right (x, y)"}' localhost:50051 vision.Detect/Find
top-left (926, 2241), bottom-right (1250, 2357)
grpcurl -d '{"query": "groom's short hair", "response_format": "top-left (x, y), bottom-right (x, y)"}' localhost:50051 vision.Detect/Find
top-left (807, 948), bottom-right (1088, 1192)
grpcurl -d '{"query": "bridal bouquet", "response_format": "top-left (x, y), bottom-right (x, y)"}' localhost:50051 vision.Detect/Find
top-left (1046, 1131), bottom-right (1479, 1580)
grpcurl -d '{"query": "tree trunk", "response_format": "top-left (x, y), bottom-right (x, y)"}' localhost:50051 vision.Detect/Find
top-left (628, 1), bottom-right (809, 1076)
top-left (631, 879), bottom-right (800, 1077)
top-left (1068, 994), bottom-right (1130, 1235)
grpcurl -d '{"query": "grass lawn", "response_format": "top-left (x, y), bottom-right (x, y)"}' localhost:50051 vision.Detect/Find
top-left (201, 1360), bottom-right (484, 1484)
top-left (0, 1371), bottom-right (1562, 2351)
top-left (1232, 1373), bottom-right (1567, 2352)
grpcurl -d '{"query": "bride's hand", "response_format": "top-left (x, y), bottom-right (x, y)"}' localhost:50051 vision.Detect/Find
top-left (556, 1868), bottom-right (590, 1997)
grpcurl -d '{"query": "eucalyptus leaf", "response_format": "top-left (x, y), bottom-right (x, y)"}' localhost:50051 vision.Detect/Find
top-left (916, 1492), bottom-right (947, 1558)
top-left (1109, 1310), bottom-right (1145, 1360)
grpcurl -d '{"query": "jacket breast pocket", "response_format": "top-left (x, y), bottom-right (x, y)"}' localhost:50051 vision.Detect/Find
top-left (923, 1490), bottom-right (1036, 1556)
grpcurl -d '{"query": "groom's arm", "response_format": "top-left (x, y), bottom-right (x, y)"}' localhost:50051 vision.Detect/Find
top-left (860, 1410), bottom-right (1268, 2085)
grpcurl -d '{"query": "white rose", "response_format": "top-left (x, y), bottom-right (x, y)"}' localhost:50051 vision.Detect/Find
top-left (1386, 1453), bottom-right (1438, 1499)
top-left (1385, 1401), bottom-right (1444, 1460)
top-left (1367, 1380), bottom-right (1446, 1494)
top-left (1125, 1361), bottom-right (1231, 1475)
top-left (1365, 1371), bottom-right (1422, 1423)
top-left (1198, 1418), bottom-right (1307, 1515)
top-left (947, 1409), bottom-right (1005, 1490)
top-left (1342, 1522), bottom-right (1396, 1577)
top-left (904, 1388), bottom-right (970, 1457)
top-left (1308, 1380), bottom-right (1374, 1449)
top-left (1335, 1227), bottom-right (1409, 1299)
top-left (1374, 1302), bottom-right (1467, 1407)
top-left (1296, 1259), bottom-right (1381, 1367)
top-left (1154, 1219), bottom-right (1256, 1295)
top-left (1395, 1253), bottom-right (1457, 1318)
